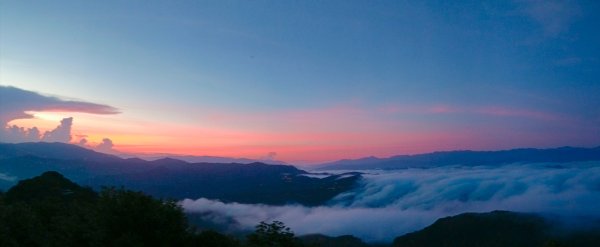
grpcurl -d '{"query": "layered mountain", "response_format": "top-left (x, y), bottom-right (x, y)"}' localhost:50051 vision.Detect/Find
top-left (0, 142), bottom-right (360, 205)
top-left (318, 146), bottom-right (600, 170)
top-left (0, 142), bottom-right (151, 179)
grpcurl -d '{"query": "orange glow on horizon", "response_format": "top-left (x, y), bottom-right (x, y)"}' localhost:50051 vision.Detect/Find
top-left (5, 103), bottom-right (592, 164)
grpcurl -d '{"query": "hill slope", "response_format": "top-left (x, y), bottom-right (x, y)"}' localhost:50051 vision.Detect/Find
top-left (393, 211), bottom-right (600, 247)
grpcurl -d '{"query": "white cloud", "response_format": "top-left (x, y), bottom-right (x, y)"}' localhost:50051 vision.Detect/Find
top-left (41, 117), bottom-right (73, 143)
top-left (183, 162), bottom-right (600, 243)
top-left (96, 138), bottom-right (115, 153)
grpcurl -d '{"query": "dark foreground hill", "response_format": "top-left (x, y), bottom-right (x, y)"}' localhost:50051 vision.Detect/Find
top-left (0, 142), bottom-right (360, 205)
top-left (318, 146), bottom-right (600, 170)
top-left (0, 172), bottom-right (373, 247)
top-left (0, 171), bottom-right (191, 246)
top-left (393, 211), bottom-right (600, 247)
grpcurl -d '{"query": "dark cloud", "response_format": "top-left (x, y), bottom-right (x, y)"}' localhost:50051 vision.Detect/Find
top-left (183, 163), bottom-right (600, 242)
top-left (0, 85), bottom-right (119, 125)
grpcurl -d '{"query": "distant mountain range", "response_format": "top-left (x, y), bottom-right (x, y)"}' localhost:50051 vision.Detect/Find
top-left (4, 142), bottom-right (600, 204)
top-left (123, 153), bottom-right (288, 165)
top-left (317, 146), bottom-right (600, 170)
top-left (0, 142), bottom-right (359, 205)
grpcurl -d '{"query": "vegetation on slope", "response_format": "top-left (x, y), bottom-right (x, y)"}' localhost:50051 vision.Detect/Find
top-left (0, 171), bottom-right (339, 247)
top-left (393, 211), bottom-right (600, 247)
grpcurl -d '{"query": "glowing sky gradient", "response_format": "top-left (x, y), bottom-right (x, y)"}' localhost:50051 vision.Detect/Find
top-left (1, 1), bottom-right (599, 163)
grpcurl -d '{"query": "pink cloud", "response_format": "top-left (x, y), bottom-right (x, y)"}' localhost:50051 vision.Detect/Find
top-left (474, 106), bottom-right (561, 121)
top-left (427, 105), bottom-right (460, 114)
top-left (378, 103), bottom-right (563, 122)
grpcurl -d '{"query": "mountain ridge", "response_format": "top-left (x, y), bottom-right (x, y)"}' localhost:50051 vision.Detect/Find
top-left (317, 146), bottom-right (600, 170)
top-left (0, 142), bottom-right (360, 206)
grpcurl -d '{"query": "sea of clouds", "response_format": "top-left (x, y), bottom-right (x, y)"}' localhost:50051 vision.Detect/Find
top-left (182, 162), bottom-right (600, 243)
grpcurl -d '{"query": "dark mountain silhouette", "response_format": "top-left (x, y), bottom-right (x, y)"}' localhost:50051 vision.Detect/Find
top-left (0, 142), bottom-right (360, 205)
top-left (91, 161), bottom-right (359, 205)
top-left (0, 171), bottom-right (194, 246)
top-left (318, 146), bottom-right (600, 170)
top-left (3, 171), bottom-right (97, 204)
top-left (392, 211), bottom-right (600, 247)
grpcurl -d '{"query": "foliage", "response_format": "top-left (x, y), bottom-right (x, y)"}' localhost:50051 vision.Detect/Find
top-left (299, 234), bottom-right (370, 247)
top-left (246, 221), bottom-right (303, 247)
top-left (392, 210), bottom-right (600, 247)
top-left (393, 211), bottom-right (549, 247)
top-left (94, 187), bottom-right (190, 246)
top-left (189, 230), bottom-right (241, 247)
top-left (0, 171), bottom-right (241, 247)
top-left (0, 171), bottom-right (99, 247)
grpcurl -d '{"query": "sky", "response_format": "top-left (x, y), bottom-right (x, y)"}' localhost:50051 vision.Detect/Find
top-left (1, 0), bottom-right (599, 164)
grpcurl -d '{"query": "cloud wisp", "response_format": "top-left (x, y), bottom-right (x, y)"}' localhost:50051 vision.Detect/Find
top-left (183, 162), bottom-right (600, 243)
top-left (518, 0), bottom-right (581, 37)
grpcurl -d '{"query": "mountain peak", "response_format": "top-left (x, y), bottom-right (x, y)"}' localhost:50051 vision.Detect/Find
top-left (4, 170), bottom-right (96, 204)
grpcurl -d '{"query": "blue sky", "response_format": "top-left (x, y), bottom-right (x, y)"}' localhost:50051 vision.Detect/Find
top-left (1, 0), bottom-right (599, 162)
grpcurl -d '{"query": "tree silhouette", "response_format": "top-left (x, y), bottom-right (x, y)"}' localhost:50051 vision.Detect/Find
top-left (246, 221), bottom-right (302, 247)
top-left (0, 172), bottom-right (193, 247)
top-left (189, 230), bottom-right (240, 247)
top-left (94, 187), bottom-right (190, 246)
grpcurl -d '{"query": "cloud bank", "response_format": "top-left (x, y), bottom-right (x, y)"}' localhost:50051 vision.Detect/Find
top-left (183, 162), bottom-right (600, 243)
top-left (0, 85), bottom-right (119, 144)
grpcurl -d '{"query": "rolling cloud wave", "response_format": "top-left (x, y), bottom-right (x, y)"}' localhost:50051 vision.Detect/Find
top-left (182, 162), bottom-right (600, 243)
